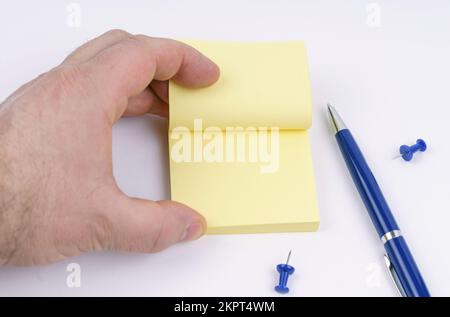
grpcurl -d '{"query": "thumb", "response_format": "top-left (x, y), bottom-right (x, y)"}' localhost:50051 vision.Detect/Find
top-left (102, 195), bottom-right (207, 253)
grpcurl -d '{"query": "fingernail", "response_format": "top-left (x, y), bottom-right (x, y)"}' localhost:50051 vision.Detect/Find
top-left (182, 222), bottom-right (205, 241)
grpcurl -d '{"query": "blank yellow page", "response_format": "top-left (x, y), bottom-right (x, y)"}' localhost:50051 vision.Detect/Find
top-left (169, 41), bottom-right (312, 130)
top-left (169, 41), bottom-right (319, 234)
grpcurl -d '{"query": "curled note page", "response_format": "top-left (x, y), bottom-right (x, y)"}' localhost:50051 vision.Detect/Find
top-left (169, 41), bottom-right (312, 130)
top-left (169, 41), bottom-right (319, 234)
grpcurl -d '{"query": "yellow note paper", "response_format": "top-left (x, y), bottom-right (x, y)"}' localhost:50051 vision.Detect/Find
top-left (169, 41), bottom-right (319, 234)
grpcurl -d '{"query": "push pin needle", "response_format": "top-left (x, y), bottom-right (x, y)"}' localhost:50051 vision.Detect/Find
top-left (275, 250), bottom-right (295, 294)
top-left (286, 250), bottom-right (292, 265)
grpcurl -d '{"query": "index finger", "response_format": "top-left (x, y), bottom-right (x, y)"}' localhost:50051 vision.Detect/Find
top-left (84, 35), bottom-right (220, 118)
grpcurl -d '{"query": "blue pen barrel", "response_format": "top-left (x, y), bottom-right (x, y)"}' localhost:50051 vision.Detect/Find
top-left (335, 128), bottom-right (430, 297)
top-left (335, 129), bottom-right (399, 236)
top-left (385, 237), bottom-right (430, 297)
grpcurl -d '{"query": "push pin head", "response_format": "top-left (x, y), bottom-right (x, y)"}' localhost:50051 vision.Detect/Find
top-left (398, 139), bottom-right (427, 162)
top-left (275, 251), bottom-right (295, 294)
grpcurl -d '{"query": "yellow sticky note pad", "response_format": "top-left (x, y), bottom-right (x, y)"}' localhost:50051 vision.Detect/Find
top-left (169, 41), bottom-right (320, 234)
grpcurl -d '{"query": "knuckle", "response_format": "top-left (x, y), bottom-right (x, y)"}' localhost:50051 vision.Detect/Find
top-left (123, 35), bottom-right (145, 51)
top-left (116, 37), bottom-right (153, 67)
top-left (85, 212), bottom-right (115, 252)
top-left (148, 206), bottom-right (172, 253)
top-left (105, 29), bottom-right (132, 40)
top-left (133, 34), bottom-right (151, 42)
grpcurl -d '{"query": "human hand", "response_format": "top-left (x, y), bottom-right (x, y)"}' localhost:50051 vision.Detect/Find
top-left (0, 30), bottom-right (220, 266)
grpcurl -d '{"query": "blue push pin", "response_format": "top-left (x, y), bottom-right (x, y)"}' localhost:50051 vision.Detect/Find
top-left (275, 250), bottom-right (295, 294)
top-left (396, 139), bottom-right (427, 162)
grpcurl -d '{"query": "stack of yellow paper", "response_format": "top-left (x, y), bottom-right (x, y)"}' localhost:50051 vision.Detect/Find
top-left (169, 41), bottom-right (319, 234)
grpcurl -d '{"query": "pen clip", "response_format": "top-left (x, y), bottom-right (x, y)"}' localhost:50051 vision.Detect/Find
top-left (384, 255), bottom-right (406, 297)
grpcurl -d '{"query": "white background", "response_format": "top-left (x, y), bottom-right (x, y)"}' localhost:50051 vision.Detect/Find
top-left (0, 0), bottom-right (449, 297)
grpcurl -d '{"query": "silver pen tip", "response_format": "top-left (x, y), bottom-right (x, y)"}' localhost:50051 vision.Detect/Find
top-left (327, 103), bottom-right (347, 134)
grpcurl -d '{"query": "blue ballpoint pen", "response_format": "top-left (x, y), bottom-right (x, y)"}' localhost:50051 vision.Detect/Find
top-left (327, 104), bottom-right (430, 297)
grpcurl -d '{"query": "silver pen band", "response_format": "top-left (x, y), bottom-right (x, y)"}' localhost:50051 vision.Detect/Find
top-left (381, 230), bottom-right (402, 244)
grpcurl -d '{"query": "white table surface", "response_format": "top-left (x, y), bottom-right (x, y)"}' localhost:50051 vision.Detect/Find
top-left (1, 0), bottom-right (449, 297)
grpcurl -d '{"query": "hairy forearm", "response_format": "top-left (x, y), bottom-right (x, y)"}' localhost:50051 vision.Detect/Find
top-left (0, 148), bottom-right (19, 266)
top-left (0, 108), bottom-right (34, 266)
